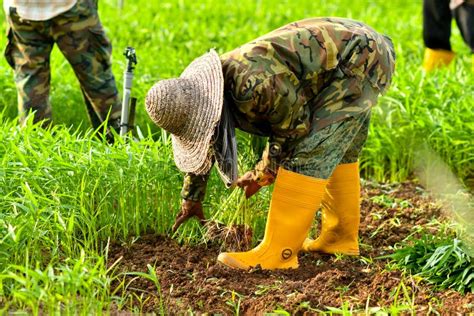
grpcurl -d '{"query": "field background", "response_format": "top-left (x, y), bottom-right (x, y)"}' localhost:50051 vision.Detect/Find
top-left (1, 0), bottom-right (472, 185)
top-left (0, 0), bottom-right (473, 313)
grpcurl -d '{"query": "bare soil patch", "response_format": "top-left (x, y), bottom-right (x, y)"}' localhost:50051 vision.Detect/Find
top-left (108, 181), bottom-right (474, 314)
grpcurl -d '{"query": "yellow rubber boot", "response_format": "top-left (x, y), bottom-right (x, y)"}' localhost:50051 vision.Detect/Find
top-left (423, 48), bottom-right (455, 71)
top-left (302, 162), bottom-right (361, 256)
top-left (217, 168), bottom-right (327, 270)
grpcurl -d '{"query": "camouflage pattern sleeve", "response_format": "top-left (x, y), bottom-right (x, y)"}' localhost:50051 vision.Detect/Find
top-left (180, 172), bottom-right (210, 202)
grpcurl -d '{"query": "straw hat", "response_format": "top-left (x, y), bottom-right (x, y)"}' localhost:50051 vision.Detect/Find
top-left (145, 49), bottom-right (224, 175)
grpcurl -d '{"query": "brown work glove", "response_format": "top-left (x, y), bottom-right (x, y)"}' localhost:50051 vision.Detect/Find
top-left (172, 199), bottom-right (206, 232)
top-left (236, 169), bottom-right (276, 199)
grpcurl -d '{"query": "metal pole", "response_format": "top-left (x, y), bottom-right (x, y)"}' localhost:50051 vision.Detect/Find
top-left (120, 47), bottom-right (137, 137)
top-left (120, 73), bottom-right (133, 136)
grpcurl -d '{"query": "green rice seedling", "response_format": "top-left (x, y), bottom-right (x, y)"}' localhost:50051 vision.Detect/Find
top-left (253, 281), bottom-right (283, 296)
top-left (0, 117), bottom-right (182, 309)
top-left (296, 301), bottom-right (320, 313)
top-left (389, 234), bottom-right (474, 293)
top-left (126, 264), bottom-right (165, 315)
top-left (390, 279), bottom-right (416, 313)
top-left (325, 301), bottom-right (354, 315)
top-left (221, 290), bottom-right (243, 315)
top-left (0, 251), bottom-right (113, 314)
top-left (270, 309), bottom-right (292, 316)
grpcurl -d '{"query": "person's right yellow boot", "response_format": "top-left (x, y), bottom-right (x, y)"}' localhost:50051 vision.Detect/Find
top-left (218, 168), bottom-right (327, 270)
top-left (423, 48), bottom-right (455, 71)
top-left (302, 162), bottom-right (361, 255)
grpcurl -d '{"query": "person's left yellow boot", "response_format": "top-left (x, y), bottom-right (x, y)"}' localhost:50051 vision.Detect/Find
top-left (217, 168), bottom-right (327, 270)
top-left (472, 54), bottom-right (474, 73)
top-left (302, 162), bottom-right (361, 255)
top-left (422, 48), bottom-right (455, 71)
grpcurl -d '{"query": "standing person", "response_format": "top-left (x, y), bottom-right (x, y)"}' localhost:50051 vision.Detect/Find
top-left (3, 0), bottom-right (121, 139)
top-left (146, 18), bottom-right (395, 271)
top-left (423, 0), bottom-right (474, 71)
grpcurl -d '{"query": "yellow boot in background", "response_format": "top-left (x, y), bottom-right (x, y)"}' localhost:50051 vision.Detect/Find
top-left (423, 48), bottom-right (455, 71)
top-left (217, 168), bottom-right (327, 270)
top-left (302, 162), bottom-right (361, 256)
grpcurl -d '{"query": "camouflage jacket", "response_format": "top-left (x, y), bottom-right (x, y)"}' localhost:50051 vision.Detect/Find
top-left (182, 17), bottom-right (395, 201)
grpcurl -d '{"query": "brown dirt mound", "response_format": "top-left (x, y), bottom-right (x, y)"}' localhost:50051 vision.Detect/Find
top-left (107, 181), bottom-right (474, 314)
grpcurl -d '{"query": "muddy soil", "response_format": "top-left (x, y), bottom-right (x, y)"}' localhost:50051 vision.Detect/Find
top-left (108, 181), bottom-right (474, 315)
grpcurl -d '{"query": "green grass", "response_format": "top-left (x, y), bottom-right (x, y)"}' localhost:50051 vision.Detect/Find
top-left (1, 0), bottom-right (473, 186)
top-left (0, 0), bottom-right (473, 313)
top-left (389, 234), bottom-right (474, 293)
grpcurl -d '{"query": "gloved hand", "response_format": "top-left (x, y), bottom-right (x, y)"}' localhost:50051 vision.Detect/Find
top-left (236, 169), bottom-right (276, 199)
top-left (172, 199), bottom-right (206, 232)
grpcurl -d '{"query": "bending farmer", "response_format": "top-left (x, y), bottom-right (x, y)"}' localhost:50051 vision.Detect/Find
top-left (3, 0), bottom-right (121, 139)
top-left (145, 18), bottom-right (396, 271)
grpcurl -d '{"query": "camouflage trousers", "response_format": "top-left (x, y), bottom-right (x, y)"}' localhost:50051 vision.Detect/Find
top-left (4, 0), bottom-right (121, 128)
top-left (282, 79), bottom-right (379, 179)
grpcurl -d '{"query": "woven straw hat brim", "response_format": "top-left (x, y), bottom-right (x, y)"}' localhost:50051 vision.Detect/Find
top-left (170, 50), bottom-right (224, 175)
